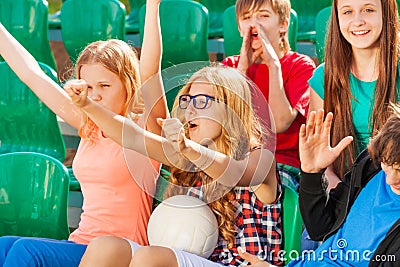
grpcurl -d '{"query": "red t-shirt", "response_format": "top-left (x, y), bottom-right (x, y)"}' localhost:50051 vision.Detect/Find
top-left (222, 51), bottom-right (315, 168)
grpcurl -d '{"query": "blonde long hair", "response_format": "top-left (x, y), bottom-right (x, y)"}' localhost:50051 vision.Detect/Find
top-left (165, 65), bottom-right (266, 248)
top-left (74, 39), bottom-right (143, 140)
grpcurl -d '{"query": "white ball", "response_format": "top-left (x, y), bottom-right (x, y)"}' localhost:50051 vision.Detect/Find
top-left (147, 195), bottom-right (219, 258)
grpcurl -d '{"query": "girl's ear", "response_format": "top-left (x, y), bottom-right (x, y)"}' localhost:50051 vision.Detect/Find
top-left (279, 18), bottom-right (289, 34)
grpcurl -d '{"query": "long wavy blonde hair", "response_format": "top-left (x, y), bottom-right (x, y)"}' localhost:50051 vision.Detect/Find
top-left (74, 39), bottom-right (143, 140)
top-left (165, 65), bottom-right (266, 248)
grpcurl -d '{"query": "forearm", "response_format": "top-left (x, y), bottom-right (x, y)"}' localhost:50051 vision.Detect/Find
top-left (182, 142), bottom-right (275, 187)
top-left (268, 62), bottom-right (297, 133)
top-left (0, 23), bottom-right (43, 82)
top-left (0, 23), bottom-right (81, 128)
top-left (140, 1), bottom-right (168, 133)
top-left (299, 171), bottom-right (337, 241)
top-left (82, 99), bottom-right (128, 146)
top-left (140, 1), bottom-right (161, 83)
top-left (82, 99), bottom-right (186, 166)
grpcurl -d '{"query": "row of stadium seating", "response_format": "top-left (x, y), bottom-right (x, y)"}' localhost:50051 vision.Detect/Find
top-left (48, 0), bottom-right (333, 41)
top-left (0, 0), bottom-right (329, 74)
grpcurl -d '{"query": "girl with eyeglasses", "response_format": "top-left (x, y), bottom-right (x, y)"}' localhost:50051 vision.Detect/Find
top-left (70, 6), bottom-right (282, 264)
top-left (73, 64), bottom-right (283, 267)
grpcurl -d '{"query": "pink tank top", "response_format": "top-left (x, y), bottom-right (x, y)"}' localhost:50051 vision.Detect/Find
top-left (69, 127), bottom-right (160, 245)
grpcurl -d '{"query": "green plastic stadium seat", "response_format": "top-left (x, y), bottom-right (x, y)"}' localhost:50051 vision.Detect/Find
top-left (290, 0), bottom-right (331, 42)
top-left (222, 6), bottom-right (298, 57)
top-left (222, 5), bottom-right (242, 57)
top-left (0, 0), bottom-right (57, 71)
top-left (315, 6), bottom-right (332, 64)
top-left (126, 0), bottom-right (146, 34)
top-left (0, 152), bottom-right (70, 240)
top-left (161, 61), bottom-right (209, 111)
top-left (0, 61), bottom-right (66, 164)
top-left (48, 0), bottom-right (68, 29)
top-left (139, 0), bottom-right (209, 69)
top-left (288, 9), bottom-right (299, 52)
top-left (199, 0), bottom-right (236, 38)
top-left (152, 168), bottom-right (171, 209)
top-left (282, 184), bottom-right (303, 264)
top-left (60, 0), bottom-right (126, 63)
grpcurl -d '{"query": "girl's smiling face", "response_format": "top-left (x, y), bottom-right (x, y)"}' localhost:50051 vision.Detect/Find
top-left (337, 0), bottom-right (383, 51)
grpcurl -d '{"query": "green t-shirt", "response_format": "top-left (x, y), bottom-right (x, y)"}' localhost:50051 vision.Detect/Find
top-left (309, 63), bottom-right (399, 153)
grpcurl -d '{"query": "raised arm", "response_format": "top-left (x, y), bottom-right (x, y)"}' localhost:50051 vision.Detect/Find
top-left (256, 24), bottom-right (299, 133)
top-left (139, 0), bottom-right (168, 134)
top-left (309, 87), bottom-right (342, 190)
top-left (67, 86), bottom-right (277, 203)
top-left (299, 109), bottom-right (353, 240)
top-left (159, 118), bottom-right (277, 203)
top-left (0, 23), bottom-right (82, 129)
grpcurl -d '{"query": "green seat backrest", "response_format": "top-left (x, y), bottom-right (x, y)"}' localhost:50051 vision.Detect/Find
top-left (126, 0), bottom-right (146, 33)
top-left (0, 61), bottom-right (66, 163)
top-left (161, 61), bottom-right (209, 111)
top-left (139, 0), bottom-right (209, 69)
top-left (290, 0), bottom-right (331, 41)
top-left (153, 168), bottom-right (171, 209)
top-left (315, 6), bottom-right (332, 64)
top-left (199, 0), bottom-right (236, 38)
top-left (282, 184), bottom-right (303, 264)
top-left (222, 5), bottom-right (242, 57)
top-left (48, 0), bottom-right (68, 29)
top-left (0, 0), bottom-right (57, 71)
top-left (0, 152), bottom-right (70, 239)
top-left (60, 0), bottom-right (126, 63)
top-left (288, 9), bottom-right (299, 52)
top-left (222, 6), bottom-right (298, 57)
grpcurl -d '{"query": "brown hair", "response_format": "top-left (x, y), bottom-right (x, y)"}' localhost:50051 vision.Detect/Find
top-left (369, 104), bottom-right (400, 166)
top-left (74, 39), bottom-right (143, 140)
top-left (324, 0), bottom-right (399, 177)
top-left (235, 0), bottom-right (291, 53)
top-left (165, 65), bottom-right (266, 248)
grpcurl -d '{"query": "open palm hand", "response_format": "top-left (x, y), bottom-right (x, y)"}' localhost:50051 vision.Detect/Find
top-left (299, 109), bottom-right (353, 173)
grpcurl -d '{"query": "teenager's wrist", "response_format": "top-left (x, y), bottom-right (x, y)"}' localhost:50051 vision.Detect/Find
top-left (184, 140), bottom-right (214, 170)
top-left (81, 98), bottom-right (96, 111)
top-left (300, 165), bottom-right (327, 174)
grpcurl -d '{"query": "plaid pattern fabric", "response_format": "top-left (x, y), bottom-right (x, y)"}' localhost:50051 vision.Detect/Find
top-left (187, 182), bottom-right (283, 266)
top-left (277, 163), bottom-right (300, 192)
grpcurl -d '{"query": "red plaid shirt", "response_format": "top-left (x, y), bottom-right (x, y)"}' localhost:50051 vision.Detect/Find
top-left (188, 182), bottom-right (283, 266)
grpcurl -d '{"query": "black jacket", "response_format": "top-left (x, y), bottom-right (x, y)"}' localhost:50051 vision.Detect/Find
top-left (299, 149), bottom-right (400, 266)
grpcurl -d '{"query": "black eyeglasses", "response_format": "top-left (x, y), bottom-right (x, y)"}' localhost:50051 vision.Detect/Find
top-left (178, 94), bottom-right (217, 110)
